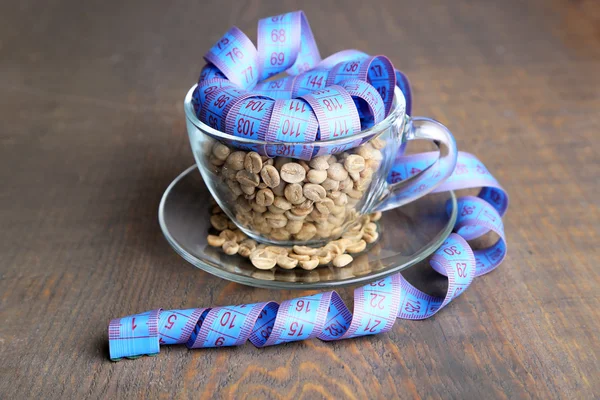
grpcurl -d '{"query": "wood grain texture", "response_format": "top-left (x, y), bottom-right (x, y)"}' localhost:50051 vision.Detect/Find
top-left (0, 0), bottom-right (598, 398)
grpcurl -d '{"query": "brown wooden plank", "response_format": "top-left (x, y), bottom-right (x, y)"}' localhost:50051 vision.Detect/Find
top-left (0, 0), bottom-right (598, 398)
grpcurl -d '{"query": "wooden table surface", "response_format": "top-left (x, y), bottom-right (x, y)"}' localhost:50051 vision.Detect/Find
top-left (1, 0), bottom-right (598, 398)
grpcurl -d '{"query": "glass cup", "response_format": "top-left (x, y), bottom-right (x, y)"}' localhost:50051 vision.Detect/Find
top-left (185, 85), bottom-right (457, 246)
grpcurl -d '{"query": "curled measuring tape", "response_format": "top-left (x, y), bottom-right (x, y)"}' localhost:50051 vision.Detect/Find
top-left (108, 151), bottom-right (508, 360)
top-left (193, 10), bottom-right (413, 160)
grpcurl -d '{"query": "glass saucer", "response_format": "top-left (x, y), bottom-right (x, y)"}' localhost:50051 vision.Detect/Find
top-left (158, 166), bottom-right (457, 290)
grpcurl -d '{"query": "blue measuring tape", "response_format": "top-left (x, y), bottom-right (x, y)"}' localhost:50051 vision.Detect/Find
top-left (191, 10), bottom-right (412, 150)
top-left (299, 86), bottom-right (361, 141)
top-left (265, 98), bottom-right (318, 160)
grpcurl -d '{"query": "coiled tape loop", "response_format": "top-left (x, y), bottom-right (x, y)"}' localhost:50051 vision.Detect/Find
top-left (193, 11), bottom-right (412, 159)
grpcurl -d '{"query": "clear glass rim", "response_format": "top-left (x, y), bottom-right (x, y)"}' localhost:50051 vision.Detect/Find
top-left (158, 165), bottom-right (457, 290)
top-left (184, 84), bottom-right (406, 146)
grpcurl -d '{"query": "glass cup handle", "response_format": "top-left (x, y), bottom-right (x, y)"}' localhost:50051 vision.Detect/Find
top-left (372, 116), bottom-right (458, 213)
